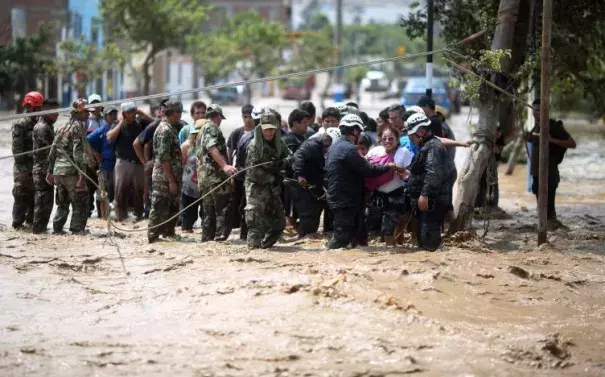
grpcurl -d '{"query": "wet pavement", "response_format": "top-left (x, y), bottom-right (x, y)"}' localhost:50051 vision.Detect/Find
top-left (1, 102), bottom-right (605, 376)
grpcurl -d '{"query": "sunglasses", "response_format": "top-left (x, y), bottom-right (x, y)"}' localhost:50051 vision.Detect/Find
top-left (381, 136), bottom-right (395, 142)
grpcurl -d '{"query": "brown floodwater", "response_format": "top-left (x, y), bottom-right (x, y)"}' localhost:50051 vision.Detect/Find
top-left (1, 108), bottom-right (604, 376)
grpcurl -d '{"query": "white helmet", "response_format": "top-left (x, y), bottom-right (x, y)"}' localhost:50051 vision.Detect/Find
top-left (325, 127), bottom-right (341, 141)
top-left (408, 105), bottom-right (425, 114)
top-left (334, 102), bottom-right (348, 114)
top-left (339, 114), bottom-right (364, 132)
top-left (405, 113), bottom-right (432, 135)
top-left (251, 106), bottom-right (264, 120)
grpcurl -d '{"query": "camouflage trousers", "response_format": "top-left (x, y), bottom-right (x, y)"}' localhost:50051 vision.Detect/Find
top-left (33, 174), bottom-right (54, 233)
top-left (148, 181), bottom-right (180, 242)
top-left (245, 188), bottom-right (286, 249)
top-left (199, 184), bottom-right (232, 242)
top-left (12, 172), bottom-right (34, 228)
top-left (53, 175), bottom-right (89, 233)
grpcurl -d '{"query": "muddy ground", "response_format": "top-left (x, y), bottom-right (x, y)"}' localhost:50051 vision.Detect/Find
top-left (1, 107), bottom-right (605, 376)
top-left (1, 180), bottom-right (605, 376)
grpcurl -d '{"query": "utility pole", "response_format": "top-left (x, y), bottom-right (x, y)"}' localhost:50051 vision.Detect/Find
top-left (335, 0), bottom-right (343, 84)
top-left (425, 0), bottom-right (434, 98)
top-left (537, 0), bottom-right (552, 245)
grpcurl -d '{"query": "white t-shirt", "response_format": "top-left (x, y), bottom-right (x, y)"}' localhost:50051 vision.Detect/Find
top-left (366, 145), bottom-right (413, 193)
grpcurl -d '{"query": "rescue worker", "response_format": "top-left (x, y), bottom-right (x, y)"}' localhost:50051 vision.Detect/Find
top-left (292, 127), bottom-right (338, 238)
top-left (11, 91), bottom-right (44, 229)
top-left (325, 114), bottom-right (401, 249)
top-left (32, 99), bottom-right (60, 233)
top-left (196, 104), bottom-right (237, 242)
top-left (406, 113), bottom-right (457, 251)
top-left (47, 98), bottom-right (90, 234)
top-left (245, 113), bottom-right (292, 250)
top-left (148, 101), bottom-right (185, 243)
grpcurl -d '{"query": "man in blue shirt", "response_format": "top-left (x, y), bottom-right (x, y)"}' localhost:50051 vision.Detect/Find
top-left (86, 106), bottom-right (117, 219)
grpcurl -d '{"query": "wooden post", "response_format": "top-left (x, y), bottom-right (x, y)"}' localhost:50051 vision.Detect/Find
top-left (537, 0), bottom-right (552, 245)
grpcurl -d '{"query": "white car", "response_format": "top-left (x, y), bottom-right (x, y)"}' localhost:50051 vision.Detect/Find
top-left (361, 70), bottom-right (390, 92)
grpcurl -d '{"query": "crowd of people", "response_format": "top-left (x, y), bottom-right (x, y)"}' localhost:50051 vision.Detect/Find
top-left (10, 89), bottom-right (575, 251)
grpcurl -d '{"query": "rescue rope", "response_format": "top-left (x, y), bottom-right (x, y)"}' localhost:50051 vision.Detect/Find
top-left (0, 49), bottom-right (453, 123)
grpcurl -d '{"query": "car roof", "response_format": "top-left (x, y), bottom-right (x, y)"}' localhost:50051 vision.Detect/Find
top-left (404, 77), bottom-right (446, 93)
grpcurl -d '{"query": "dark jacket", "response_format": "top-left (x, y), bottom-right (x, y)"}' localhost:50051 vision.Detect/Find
top-left (235, 130), bottom-right (254, 182)
top-left (408, 136), bottom-right (457, 207)
top-left (283, 131), bottom-right (306, 178)
top-left (326, 137), bottom-right (389, 209)
top-left (292, 138), bottom-right (325, 187)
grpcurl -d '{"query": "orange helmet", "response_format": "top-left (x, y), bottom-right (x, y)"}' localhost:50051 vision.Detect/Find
top-left (22, 91), bottom-right (44, 108)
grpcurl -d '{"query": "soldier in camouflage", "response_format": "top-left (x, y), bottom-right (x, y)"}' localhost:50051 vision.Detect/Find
top-left (196, 104), bottom-right (237, 242)
top-left (148, 101), bottom-right (184, 243)
top-left (47, 98), bottom-right (90, 234)
top-left (11, 91), bottom-right (44, 229)
top-left (245, 113), bottom-right (291, 250)
top-left (32, 99), bottom-right (60, 233)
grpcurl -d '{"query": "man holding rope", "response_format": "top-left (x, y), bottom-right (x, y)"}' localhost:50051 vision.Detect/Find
top-left (148, 101), bottom-right (185, 243)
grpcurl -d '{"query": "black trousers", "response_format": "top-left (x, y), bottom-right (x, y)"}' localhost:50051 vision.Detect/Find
top-left (416, 203), bottom-right (447, 251)
top-left (181, 193), bottom-right (203, 230)
top-left (292, 184), bottom-right (321, 238)
top-left (229, 179), bottom-right (247, 239)
top-left (531, 171), bottom-right (560, 220)
top-left (327, 206), bottom-right (367, 249)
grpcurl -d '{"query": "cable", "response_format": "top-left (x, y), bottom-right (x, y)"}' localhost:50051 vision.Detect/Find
top-left (0, 144), bottom-right (54, 161)
top-left (0, 48), bottom-right (453, 123)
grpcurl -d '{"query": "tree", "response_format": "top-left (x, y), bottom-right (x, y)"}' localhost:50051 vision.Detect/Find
top-left (101, 0), bottom-right (209, 96)
top-left (0, 30), bottom-right (53, 108)
top-left (55, 38), bottom-right (126, 98)
top-left (401, 0), bottom-right (605, 231)
top-left (187, 11), bottom-right (286, 104)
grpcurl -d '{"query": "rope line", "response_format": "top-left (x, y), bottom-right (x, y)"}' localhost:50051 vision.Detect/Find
top-left (0, 144), bottom-right (53, 161)
top-left (0, 48), bottom-right (452, 123)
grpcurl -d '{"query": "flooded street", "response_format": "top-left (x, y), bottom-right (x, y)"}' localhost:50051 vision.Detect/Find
top-left (1, 104), bottom-right (605, 376)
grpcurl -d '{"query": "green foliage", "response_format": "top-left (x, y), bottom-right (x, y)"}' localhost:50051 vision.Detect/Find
top-left (0, 31), bottom-right (53, 96)
top-left (400, 0), bottom-right (605, 117)
top-left (187, 11), bottom-right (286, 92)
top-left (101, 0), bottom-right (209, 94)
top-left (345, 66), bottom-right (369, 84)
top-left (55, 38), bottom-right (126, 97)
top-left (454, 49), bottom-right (511, 102)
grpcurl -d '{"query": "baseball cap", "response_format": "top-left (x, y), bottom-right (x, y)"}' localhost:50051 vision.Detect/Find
top-left (121, 102), bottom-right (136, 112)
top-left (417, 96), bottom-right (436, 109)
top-left (163, 101), bottom-right (184, 115)
top-left (207, 104), bottom-right (226, 119)
top-left (103, 105), bottom-right (118, 115)
top-left (259, 113), bottom-right (277, 129)
top-left (88, 94), bottom-right (102, 104)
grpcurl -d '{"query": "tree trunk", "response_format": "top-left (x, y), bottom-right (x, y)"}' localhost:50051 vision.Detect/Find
top-left (142, 49), bottom-right (157, 97)
top-left (320, 71), bottom-right (333, 111)
top-left (450, 0), bottom-right (521, 232)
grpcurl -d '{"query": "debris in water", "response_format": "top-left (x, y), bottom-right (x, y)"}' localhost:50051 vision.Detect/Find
top-left (508, 266), bottom-right (530, 279)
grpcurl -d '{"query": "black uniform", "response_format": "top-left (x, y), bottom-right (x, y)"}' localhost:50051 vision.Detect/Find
top-left (408, 136), bottom-right (457, 251)
top-left (325, 137), bottom-right (389, 249)
top-left (291, 138), bottom-right (325, 237)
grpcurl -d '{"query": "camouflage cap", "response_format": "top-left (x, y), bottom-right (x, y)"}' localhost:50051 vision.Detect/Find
top-left (259, 112), bottom-right (278, 130)
top-left (163, 101), bottom-right (184, 115)
top-left (207, 103), bottom-right (226, 119)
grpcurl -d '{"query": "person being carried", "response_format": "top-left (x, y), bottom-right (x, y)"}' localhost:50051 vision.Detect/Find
top-left (245, 113), bottom-right (292, 250)
top-left (179, 119), bottom-right (205, 233)
top-left (325, 114), bottom-right (404, 249)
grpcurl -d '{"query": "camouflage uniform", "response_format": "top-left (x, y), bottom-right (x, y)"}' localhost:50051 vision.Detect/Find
top-left (11, 116), bottom-right (36, 228)
top-left (148, 105), bottom-right (183, 242)
top-left (48, 116), bottom-right (89, 233)
top-left (245, 113), bottom-right (291, 249)
top-left (196, 106), bottom-right (232, 241)
top-left (32, 116), bottom-right (56, 233)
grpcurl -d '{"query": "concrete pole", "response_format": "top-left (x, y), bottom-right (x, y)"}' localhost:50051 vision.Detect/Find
top-left (537, 0), bottom-right (552, 245)
top-left (425, 0), bottom-right (434, 98)
top-left (335, 0), bottom-right (343, 84)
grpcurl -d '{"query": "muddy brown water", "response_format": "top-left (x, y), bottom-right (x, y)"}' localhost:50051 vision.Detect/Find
top-left (1, 109), bottom-right (605, 376)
